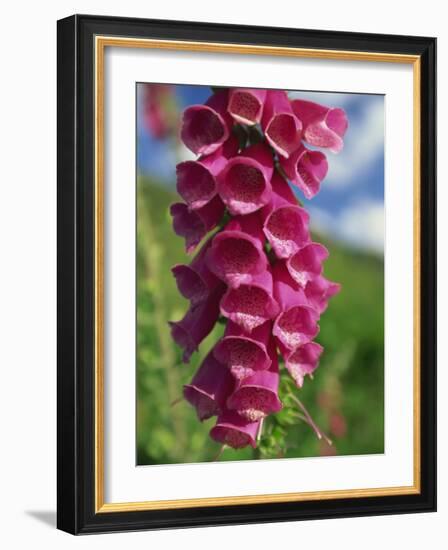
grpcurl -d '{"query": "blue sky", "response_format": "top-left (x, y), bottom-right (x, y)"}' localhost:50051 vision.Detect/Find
top-left (137, 85), bottom-right (384, 255)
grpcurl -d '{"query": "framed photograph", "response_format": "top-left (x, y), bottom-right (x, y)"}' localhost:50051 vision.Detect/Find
top-left (57, 15), bottom-right (436, 534)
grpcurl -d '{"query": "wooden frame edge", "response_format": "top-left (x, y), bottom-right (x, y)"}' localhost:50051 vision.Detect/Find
top-left (93, 36), bottom-right (422, 514)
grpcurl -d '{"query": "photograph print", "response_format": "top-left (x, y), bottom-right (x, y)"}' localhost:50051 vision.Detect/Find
top-left (136, 84), bottom-right (385, 466)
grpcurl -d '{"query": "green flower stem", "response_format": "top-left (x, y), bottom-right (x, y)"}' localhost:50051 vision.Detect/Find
top-left (289, 393), bottom-right (333, 446)
top-left (137, 179), bottom-right (185, 454)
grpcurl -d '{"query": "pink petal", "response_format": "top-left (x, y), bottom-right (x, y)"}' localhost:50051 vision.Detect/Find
top-left (171, 239), bottom-right (219, 306)
top-left (169, 284), bottom-right (225, 363)
top-left (278, 341), bottom-right (323, 387)
top-left (176, 135), bottom-right (238, 210)
top-left (228, 88), bottom-right (267, 125)
top-left (220, 269), bottom-right (280, 333)
top-left (226, 341), bottom-right (282, 421)
top-left (280, 143), bottom-right (328, 199)
top-left (292, 99), bottom-right (348, 154)
top-left (217, 142), bottom-right (274, 215)
top-left (210, 411), bottom-right (260, 449)
top-left (205, 213), bottom-right (267, 288)
top-left (264, 207), bottom-right (310, 259)
top-left (224, 210), bottom-right (266, 242)
top-left (213, 321), bottom-right (272, 379)
top-left (143, 84), bottom-right (172, 139)
top-left (170, 195), bottom-right (225, 254)
top-left (183, 352), bottom-right (235, 421)
top-left (261, 90), bottom-right (302, 158)
top-left (261, 174), bottom-right (310, 259)
top-left (263, 171), bottom-right (298, 209)
top-left (272, 263), bottom-right (319, 350)
top-left (305, 275), bottom-right (341, 314)
top-left (286, 243), bottom-right (329, 287)
top-left (180, 90), bottom-right (233, 155)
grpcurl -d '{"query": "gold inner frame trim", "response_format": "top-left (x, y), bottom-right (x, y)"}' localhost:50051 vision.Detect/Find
top-left (94, 35), bottom-right (421, 513)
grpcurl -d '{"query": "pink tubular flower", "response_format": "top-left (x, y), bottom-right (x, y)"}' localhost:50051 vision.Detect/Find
top-left (176, 136), bottom-right (239, 210)
top-left (210, 411), bottom-right (260, 449)
top-left (291, 99), bottom-right (348, 154)
top-left (226, 341), bottom-right (282, 421)
top-left (278, 341), bottom-right (323, 387)
top-left (262, 173), bottom-right (310, 259)
top-left (183, 352), bottom-right (235, 421)
top-left (220, 269), bottom-right (279, 333)
top-left (280, 143), bottom-right (328, 199)
top-left (217, 142), bottom-right (274, 215)
top-left (180, 90), bottom-right (233, 155)
top-left (286, 243), bottom-right (329, 287)
top-left (330, 412), bottom-right (347, 438)
top-left (228, 88), bottom-right (267, 125)
top-left (169, 284), bottom-right (225, 363)
top-left (261, 90), bottom-right (302, 158)
top-left (170, 195), bottom-right (225, 254)
top-left (213, 321), bottom-right (272, 380)
top-left (170, 88), bottom-right (345, 451)
top-left (205, 213), bottom-right (267, 288)
top-left (143, 84), bottom-right (173, 139)
top-left (305, 275), bottom-right (341, 314)
top-left (171, 240), bottom-right (219, 306)
top-left (273, 263), bottom-right (319, 350)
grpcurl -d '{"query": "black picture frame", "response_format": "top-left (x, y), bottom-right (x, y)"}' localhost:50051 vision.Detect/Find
top-left (57, 14), bottom-right (436, 534)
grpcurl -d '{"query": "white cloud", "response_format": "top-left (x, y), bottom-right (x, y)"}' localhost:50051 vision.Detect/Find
top-left (326, 98), bottom-right (384, 189)
top-left (309, 200), bottom-right (384, 255)
top-left (307, 206), bottom-right (335, 236)
top-left (338, 200), bottom-right (384, 253)
top-left (288, 90), bottom-right (357, 109)
top-left (289, 92), bottom-right (385, 190)
top-left (177, 142), bottom-right (196, 163)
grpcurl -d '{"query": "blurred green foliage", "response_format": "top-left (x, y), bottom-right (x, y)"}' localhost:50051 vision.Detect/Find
top-left (137, 177), bottom-right (384, 465)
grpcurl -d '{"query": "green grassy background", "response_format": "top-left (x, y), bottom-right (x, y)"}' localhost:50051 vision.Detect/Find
top-left (137, 177), bottom-right (384, 465)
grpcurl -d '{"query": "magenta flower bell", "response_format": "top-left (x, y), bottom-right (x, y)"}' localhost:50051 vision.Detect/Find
top-left (292, 99), bottom-right (348, 154)
top-left (170, 195), bottom-right (225, 254)
top-left (280, 143), bottom-right (329, 199)
top-left (305, 275), bottom-right (341, 314)
top-left (262, 173), bottom-right (310, 259)
top-left (226, 342), bottom-right (282, 421)
top-left (171, 239), bottom-right (219, 306)
top-left (217, 142), bottom-right (274, 215)
top-left (213, 320), bottom-right (272, 380)
top-left (183, 352), bottom-right (235, 421)
top-left (210, 410), bottom-right (260, 449)
top-left (205, 213), bottom-right (267, 288)
top-left (278, 341), bottom-right (323, 387)
top-left (170, 88), bottom-right (345, 452)
top-left (228, 88), bottom-right (267, 125)
top-left (169, 284), bottom-right (225, 363)
top-left (220, 269), bottom-right (280, 333)
top-left (286, 242), bottom-right (329, 287)
top-left (273, 263), bottom-right (319, 350)
top-left (261, 90), bottom-right (302, 158)
top-left (176, 136), bottom-right (239, 210)
top-left (143, 84), bottom-right (173, 139)
top-left (180, 90), bottom-right (233, 155)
